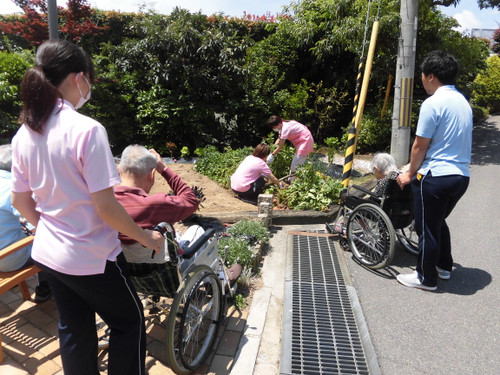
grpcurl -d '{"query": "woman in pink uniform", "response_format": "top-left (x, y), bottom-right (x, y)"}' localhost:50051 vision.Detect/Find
top-left (231, 143), bottom-right (281, 203)
top-left (11, 40), bottom-right (163, 375)
top-left (266, 115), bottom-right (314, 177)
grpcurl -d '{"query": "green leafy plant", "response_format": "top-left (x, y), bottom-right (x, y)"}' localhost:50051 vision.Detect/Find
top-left (180, 146), bottom-right (190, 158)
top-left (233, 293), bottom-right (246, 310)
top-left (324, 137), bottom-right (341, 165)
top-left (263, 132), bottom-right (295, 179)
top-left (273, 162), bottom-right (344, 211)
top-left (218, 219), bottom-right (269, 273)
top-left (194, 145), bottom-right (252, 188)
top-left (218, 236), bottom-right (255, 270)
top-left (227, 219), bottom-right (269, 245)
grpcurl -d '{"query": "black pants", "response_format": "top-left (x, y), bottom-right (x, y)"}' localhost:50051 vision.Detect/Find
top-left (234, 176), bottom-right (267, 202)
top-left (35, 253), bottom-right (146, 375)
top-left (412, 172), bottom-right (469, 287)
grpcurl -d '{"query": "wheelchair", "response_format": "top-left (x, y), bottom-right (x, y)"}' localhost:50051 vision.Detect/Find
top-left (124, 222), bottom-right (239, 375)
top-left (326, 177), bottom-right (418, 269)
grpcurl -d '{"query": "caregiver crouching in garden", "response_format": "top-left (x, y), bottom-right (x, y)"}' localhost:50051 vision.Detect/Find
top-left (231, 143), bottom-right (282, 203)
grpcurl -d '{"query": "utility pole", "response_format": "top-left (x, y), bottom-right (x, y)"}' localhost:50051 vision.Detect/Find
top-left (47, 0), bottom-right (59, 40)
top-left (390, 0), bottom-right (418, 166)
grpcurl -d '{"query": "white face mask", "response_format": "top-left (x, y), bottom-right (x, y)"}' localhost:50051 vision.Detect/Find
top-left (75, 73), bottom-right (91, 109)
top-left (273, 127), bottom-right (279, 132)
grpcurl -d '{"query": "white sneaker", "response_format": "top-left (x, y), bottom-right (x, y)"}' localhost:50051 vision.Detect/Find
top-left (397, 272), bottom-right (437, 291)
top-left (436, 266), bottom-right (451, 280)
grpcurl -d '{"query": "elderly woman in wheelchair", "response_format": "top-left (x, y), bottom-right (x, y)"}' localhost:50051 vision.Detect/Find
top-left (327, 153), bottom-right (418, 269)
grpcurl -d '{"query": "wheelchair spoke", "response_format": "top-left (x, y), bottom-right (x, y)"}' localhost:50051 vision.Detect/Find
top-left (181, 293), bottom-right (216, 345)
top-left (348, 203), bottom-right (395, 268)
top-left (167, 268), bottom-right (222, 372)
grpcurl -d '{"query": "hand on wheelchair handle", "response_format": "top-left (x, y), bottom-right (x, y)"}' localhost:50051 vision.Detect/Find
top-left (142, 229), bottom-right (163, 254)
top-left (396, 172), bottom-right (411, 189)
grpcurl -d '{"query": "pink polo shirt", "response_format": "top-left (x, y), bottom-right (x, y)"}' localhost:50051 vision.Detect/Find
top-left (231, 155), bottom-right (271, 192)
top-left (11, 99), bottom-right (121, 275)
top-left (280, 120), bottom-right (314, 156)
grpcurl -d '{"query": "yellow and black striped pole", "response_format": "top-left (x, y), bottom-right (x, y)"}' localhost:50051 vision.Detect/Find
top-left (341, 20), bottom-right (380, 187)
top-left (341, 59), bottom-right (364, 187)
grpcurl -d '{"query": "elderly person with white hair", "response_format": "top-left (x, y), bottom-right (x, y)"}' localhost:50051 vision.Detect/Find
top-left (370, 152), bottom-right (400, 197)
top-left (114, 145), bottom-right (201, 263)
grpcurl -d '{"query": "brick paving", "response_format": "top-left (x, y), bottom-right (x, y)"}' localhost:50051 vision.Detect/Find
top-left (0, 275), bottom-right (248, 375)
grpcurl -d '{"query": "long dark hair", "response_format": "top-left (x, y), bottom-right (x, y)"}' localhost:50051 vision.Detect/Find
top-left (19, 40), bottom-right (95, 133)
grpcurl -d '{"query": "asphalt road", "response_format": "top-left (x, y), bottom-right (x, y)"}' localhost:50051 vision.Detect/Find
top-left (341, 114), bottom-right (500, 375)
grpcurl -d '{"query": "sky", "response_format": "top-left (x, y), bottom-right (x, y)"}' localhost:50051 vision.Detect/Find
top-left (2, 0), bottom-right (499, 32)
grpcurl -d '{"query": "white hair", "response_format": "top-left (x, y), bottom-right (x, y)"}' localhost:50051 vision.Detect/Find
top-left (370, 153), bottom-right (398, 176)
top-left (0, 144), bottom-right (12, 171)
top-left (119, 145), bottom-right (157, 177)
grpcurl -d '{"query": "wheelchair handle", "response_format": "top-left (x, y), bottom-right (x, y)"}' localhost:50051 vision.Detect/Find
top-left (182, 228), bottom-right (216, 260)
top-left (152, 222), bottom-right (178, 263)
top-left (153, 222), bottom-right (170, 234)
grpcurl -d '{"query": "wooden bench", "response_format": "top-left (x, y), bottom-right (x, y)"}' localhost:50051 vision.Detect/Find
top-left (0, 235), bottom-right (39, 363)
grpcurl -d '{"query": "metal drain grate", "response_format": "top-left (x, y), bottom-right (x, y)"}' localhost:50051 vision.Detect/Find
top-left (281, 233), bottom-right (375, 375)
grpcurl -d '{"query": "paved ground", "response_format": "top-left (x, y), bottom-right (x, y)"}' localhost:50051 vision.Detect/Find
top-left (0, 274), bottom-right (249, 374)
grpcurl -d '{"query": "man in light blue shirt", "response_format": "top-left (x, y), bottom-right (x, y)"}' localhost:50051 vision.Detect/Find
top-left (0, 144), bottom-right (51, 302)
top-left (396, 51), bottom-right (472, 291)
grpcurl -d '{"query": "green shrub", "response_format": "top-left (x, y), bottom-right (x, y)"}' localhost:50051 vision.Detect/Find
top-left (218, 236), bottom-right (255, 270)
top-left (324, 136), bottom-right (342, 165)
top-left (0, 49), bottom-right (33, 141)
top-left (471, 105), bottom-right (489, 123)
top-left (217, 219), bottom-right (269, 272)
top-left (354, 111), bottom-right (392, 153)
top-left (473, 55), bottom-right (500, 114)
top-left (227, 219), bottom-right (269, 245)
top-left (263, 132), bottom-right (296, 179)
top-left (272, 162), bottom-right (343, 211)
top-left (194, 145), bottom-right (253, 188)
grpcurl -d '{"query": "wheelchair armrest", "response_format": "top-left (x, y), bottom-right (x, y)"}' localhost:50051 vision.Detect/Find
top-left (351, 184), bottom-right (379, 199)
top-left (181, 228), bottom-right (216, 260)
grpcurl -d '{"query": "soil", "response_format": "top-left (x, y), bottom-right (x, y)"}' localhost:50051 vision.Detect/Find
top-left (148, 155), bottom-right (375, 216)
top-left (149, 163), bottom-right (257, 214)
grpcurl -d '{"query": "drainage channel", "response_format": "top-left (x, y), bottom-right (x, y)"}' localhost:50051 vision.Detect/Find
top-left (281, 232), bottom-right (380, 375)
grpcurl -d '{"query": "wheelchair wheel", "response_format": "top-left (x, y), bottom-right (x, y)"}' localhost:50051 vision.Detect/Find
top-left (166, 265), bottom-right (222, 374)
top-left (347, 203), bottom-right (395, 269)
top-left (396, 219), bottom-right (419, 255)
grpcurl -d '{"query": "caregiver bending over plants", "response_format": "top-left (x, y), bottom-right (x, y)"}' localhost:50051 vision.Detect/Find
top-left (266, 115), bottom-right (314, 180)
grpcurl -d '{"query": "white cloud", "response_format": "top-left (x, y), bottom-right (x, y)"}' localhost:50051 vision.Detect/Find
top-left (452, 10), bottom-right (482, 32)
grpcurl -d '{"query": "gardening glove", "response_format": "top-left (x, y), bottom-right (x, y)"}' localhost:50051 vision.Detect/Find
top-left (266, 154), bottom-right (275, 164)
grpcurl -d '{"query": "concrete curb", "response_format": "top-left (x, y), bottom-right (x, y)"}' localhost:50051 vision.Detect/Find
top-left (230, 287), bottom-right (272, 375)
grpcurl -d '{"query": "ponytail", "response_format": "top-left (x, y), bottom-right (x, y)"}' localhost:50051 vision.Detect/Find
top-left (18, 39), bottom-right (94, 134)
top-left (19, 67), bottom-right (59, 133)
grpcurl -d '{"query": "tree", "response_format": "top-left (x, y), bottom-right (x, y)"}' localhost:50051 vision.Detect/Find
top-left (492, 28), bottom-right (500, 54)
top-left (0, 49), bottom-right (33, 142)
top-left (102, 9), bottom-right (255, 153)
top-left (0, 0), bottom-right (107, 47)
top-left (431, 0), bottom-right (499, 9)
top-left (473, 55), bottom-right (500, 112)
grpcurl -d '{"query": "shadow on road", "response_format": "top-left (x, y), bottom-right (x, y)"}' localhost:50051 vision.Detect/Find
top-left (471, 115), bottom-right (500, 166)
top-left (437, 263), bottom-right (492, 295)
